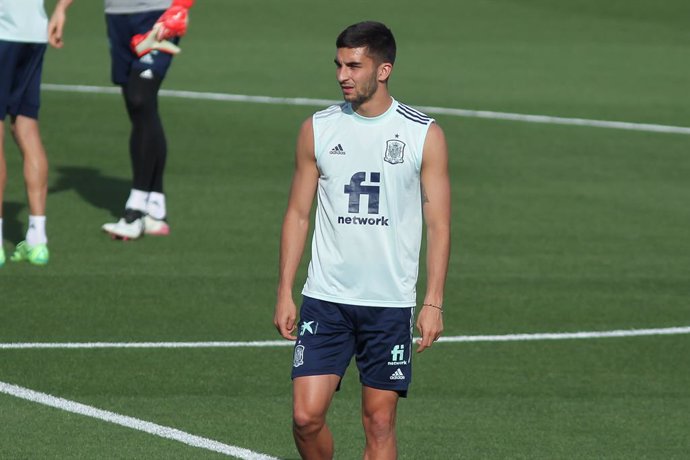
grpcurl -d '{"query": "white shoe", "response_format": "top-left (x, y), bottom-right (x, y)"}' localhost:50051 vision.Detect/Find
top-left (102, 209), bottom-right (145, 240)
top-left (143, 215), bottom-right (170, 236)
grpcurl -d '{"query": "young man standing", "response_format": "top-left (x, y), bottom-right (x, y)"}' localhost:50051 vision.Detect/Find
top-left (274, 21), bottom-right (451, 459)
top-left (101, 0), bottom-right (194, 240)
top-left (0, 0), bottom-right (74, 266)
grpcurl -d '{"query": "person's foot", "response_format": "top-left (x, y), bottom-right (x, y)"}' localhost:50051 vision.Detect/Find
top-left (0, 246), bottom-right (5, 267)
top-left (143, 215), bottom-right (170, 236)
top-left (10, 241), bottom-right (50, 266)
top-left (102, 209), bottom-right (145, 240)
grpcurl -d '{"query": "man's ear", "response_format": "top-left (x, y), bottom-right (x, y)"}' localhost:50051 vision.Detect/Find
top-left (378, 62), bottom-right (393, 82)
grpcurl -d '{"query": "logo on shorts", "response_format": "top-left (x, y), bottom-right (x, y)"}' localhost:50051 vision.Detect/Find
top-left (388, 344), bottom-right (408, 365)
top-left (139, 53), bottom-right (155, 65)
top-left (389, 368), bottom-right (405, 380)
top-left (293, 344), bottom-right (305, 367)
top-left (299, 321), bottom-right (318, 336)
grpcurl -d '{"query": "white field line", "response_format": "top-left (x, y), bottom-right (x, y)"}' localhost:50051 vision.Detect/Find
top-left (2, 328), bottom-right (688, 457)
top-left (2, 326), bottom-right (689, 350)
top-left (41, 83), bottom-right (690, 135)
top-left (0, 381), bottom-right (279, 460)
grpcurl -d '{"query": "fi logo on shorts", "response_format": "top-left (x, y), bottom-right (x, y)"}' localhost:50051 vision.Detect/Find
top-left (388, 344), bottom-right (408, 366)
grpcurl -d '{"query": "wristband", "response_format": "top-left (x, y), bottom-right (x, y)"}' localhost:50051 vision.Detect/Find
top-left (422, 303), bottom-right (443, 313)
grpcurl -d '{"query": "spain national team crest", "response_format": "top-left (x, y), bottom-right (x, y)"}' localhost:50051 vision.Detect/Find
top-left (384, 139), bottom-right (405, 164)
top-left (293, 344), bottom-right (305, 367)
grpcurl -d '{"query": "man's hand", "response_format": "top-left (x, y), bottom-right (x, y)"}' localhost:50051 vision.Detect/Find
top-left (47, 0), bottom-right (73, 48)
top-left (131, 24), bottom-right (181, 57)
top-left (274, 298), bottom-right (298, 341)
top-left (415, 304), bottom-right (444, 353)
top-left (155, 0), bottom-right (193, 41)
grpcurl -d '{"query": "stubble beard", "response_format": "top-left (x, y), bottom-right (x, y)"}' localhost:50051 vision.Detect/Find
top-left (345, 74), bottom-right (379, 111)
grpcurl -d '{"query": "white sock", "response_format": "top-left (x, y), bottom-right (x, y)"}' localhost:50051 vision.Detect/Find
top-left (26, 215), bottom-right (47, 246)
top-left (0, 217), bottom-right (4, 245)
top-left (125, 189), bottom-right (149, 212)
top-left (146, 192), bottom-right (167, 220)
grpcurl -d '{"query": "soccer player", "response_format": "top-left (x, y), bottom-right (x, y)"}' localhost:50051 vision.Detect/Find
top-left (0, 0), bottom-right (74, 266)
top-left (273, 21), bottom-right (451, 459)
top-left (101, 0), bottom-right (194, 240)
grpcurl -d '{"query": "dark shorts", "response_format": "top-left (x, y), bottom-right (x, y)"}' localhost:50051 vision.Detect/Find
top-left (0, 40), bottom-right (46, 120)
top-left (105, 11), bottom-right (179, 85)
top-left (292, 296), bottom-right (415, 397)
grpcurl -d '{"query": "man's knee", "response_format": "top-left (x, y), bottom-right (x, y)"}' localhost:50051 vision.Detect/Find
top-left (124, 73), bottom-right (162, 115)
top-left (362, 408), bottom-right (396, 440)
top-left (293, 408), bottom-right (326, 436)
top-left (10, 116), bottom-right (40, 146)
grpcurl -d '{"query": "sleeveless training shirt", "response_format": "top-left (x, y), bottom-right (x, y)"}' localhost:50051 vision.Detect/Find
top-left (0, 0), bottom-right (48, 43)
top-left (302, 98), bottom-right (434, 308)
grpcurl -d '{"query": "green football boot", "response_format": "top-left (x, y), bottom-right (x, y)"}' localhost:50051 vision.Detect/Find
top-left (0, 246), bottom-right (5, 267)
top-left (10, 241), bottom-right (49, 266)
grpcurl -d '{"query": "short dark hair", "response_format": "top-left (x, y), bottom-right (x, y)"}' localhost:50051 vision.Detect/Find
top-left (336, 21), bottom-right (396, 64)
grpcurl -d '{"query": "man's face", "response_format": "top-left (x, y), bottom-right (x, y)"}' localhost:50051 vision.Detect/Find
top-left (335, 47), bottom-right (381, 107)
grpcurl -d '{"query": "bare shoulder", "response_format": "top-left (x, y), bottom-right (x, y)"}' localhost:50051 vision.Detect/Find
top-left (425, 122), bottom-right (447, 146)
top-left (299, 116), bottom-right (314, 137)
top-left (423, 122), bottom-right (449, 166)
top-left (295, 117), bottom-right (315, 160)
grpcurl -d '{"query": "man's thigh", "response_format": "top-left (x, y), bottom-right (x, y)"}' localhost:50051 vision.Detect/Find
top-left (106, 11), bottom-right (178, 85)
top-left (293, 374), bottom-right (341, 417)
top-left (0, 41), bottom-right (45, 120)
top-left (291, 296), bottom-right (356, 382)
top-left (354, 306), bottom-right (414, 397)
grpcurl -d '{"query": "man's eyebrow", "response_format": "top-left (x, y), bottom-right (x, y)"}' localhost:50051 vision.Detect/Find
top-left (334, 58), bottom-right (362, 66)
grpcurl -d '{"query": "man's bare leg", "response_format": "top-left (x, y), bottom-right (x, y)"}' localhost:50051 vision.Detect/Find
top-left (11, 115), bottom-right (48, 216)
top-left (0, 120), bottom-right (6, 218)
top-left (293, 374), bottom-right (341, 459)
top-left (361, 386), bottom-right (399, 460)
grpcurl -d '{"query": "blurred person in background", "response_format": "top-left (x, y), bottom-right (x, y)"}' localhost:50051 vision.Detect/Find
top-left (101, 0), bottom-right (194, 240)
top-left (0, 0), bottom-right (74, 266)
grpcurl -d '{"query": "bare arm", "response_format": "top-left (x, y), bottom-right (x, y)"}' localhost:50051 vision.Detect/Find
top-left (416, 122), bottom-right (451, 352)
top-left (273, 118), bottom-right (319, 340)
top-left (48, 0), bottom-right (74, 49)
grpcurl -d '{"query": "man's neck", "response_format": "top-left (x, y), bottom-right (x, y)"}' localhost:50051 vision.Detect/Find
top-left (353, 90), bottom-right (393, 118)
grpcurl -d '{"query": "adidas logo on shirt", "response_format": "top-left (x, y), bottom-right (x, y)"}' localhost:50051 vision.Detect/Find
top-left (329, 144), bottom-right (346, 155)
top-left (389, 368), bottom-right (405, 380)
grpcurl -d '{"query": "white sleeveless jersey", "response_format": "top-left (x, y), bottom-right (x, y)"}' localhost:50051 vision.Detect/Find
top-left (302, 98), bottom-right (434, 307)
top-left (0, 0), bottom-right (48, 43)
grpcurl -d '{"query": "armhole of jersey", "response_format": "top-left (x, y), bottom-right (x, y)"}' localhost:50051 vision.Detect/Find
top-left (312, 113), bottom-right (321, 162)
top-left (417, 119), bottom-right (435, 172)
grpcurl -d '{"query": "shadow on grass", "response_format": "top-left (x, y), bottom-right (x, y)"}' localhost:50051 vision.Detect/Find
top-left (2, 201), bottom-right (25, 245)
top-left (49, 165), bottom-right (129, 218)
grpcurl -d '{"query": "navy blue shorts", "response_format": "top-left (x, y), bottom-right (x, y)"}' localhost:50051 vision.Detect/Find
top-left (0, 40), bottom-right (46, 120)
top-left (292, 296), bottom-right (415, 397)
top-left (105, 11), bottom-right (179, 85)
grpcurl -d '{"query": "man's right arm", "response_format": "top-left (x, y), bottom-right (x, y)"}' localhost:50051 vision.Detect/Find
top-left (273, 118), bottom-right (319, 340)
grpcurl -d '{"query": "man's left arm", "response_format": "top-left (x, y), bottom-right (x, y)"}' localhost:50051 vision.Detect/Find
top-left (155, 0), bottom-right (195, 40)
top-left (47, 0), bottom-right (74, 48)
top-left (416, 122), bottom-right (451, 353)
top-left (131, 0), bottom-right (195, 56)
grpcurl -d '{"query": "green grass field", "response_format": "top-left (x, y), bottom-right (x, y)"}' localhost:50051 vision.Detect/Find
top-left (1, 0), bottom-right (689, 458)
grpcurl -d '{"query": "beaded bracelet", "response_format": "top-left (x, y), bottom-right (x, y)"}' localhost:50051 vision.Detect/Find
top-left (422, 303), bottom-right (444, 313)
